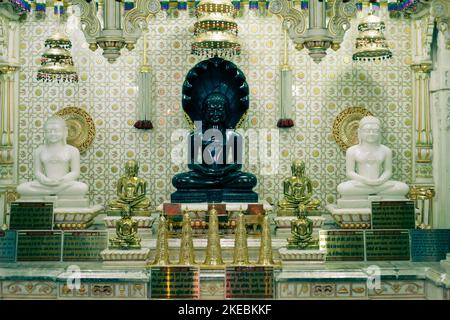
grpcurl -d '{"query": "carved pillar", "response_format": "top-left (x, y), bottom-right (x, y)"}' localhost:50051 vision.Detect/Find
top-left (0, 70), bottom-right (18, 186)
top-left (0, 8), bottom-right (20, 228)
top-left (429, 0), bottom-right (450, 228)
top-left (411, 63), bottom-right (433, 183)
top-left (430, 31), bottom-right (450, 228)
top-left (410, 16), bottom-right (435, 228)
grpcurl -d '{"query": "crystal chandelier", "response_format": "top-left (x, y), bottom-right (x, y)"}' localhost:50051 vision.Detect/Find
top-left (191, 0), bottom-right (241, 58)
top-left (72, 0), bottom-right (161, 63)
top-left (352, 12), bottom-right (393, 61)
top-left (37, 32), bottom-right (78, 83)
top-left (269, 0), bottom-right (357, 63)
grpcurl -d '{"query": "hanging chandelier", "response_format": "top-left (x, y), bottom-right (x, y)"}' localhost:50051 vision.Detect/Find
top-left (352, 12), bottom-right (393, 61)
top-left (191, 0), bottom-right (241, 58)
top-left (72, 0), bottom-right (161, 63)
top-left (269, 0), bottom-right (356, 63)
top-left (37, 15), bottom-right (79, 83)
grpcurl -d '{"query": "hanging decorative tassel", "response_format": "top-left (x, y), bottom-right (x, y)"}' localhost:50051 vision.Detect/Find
top-left (160, 0), bottom-right (170, 11)
top-left (301, 0), bottom-right (308, 10)
top-left (387, 0), bottom-right (399, 18)
top-left (356, 2), bottom-right (363, 11)
top-left (178, 0), bottom-right (188, 10)
top-left (277, 28), bottom-right (294, 128)
top-left (54, 0), bottom-right (64, 15)
top-left (370, 0), bottom-right (380, 11)
top-left (10, 0), bottom-right (31, 13)
top-left (124, 0), bottom-right (135, 11)
top-left (134, 31), bottom-right (154, 130)
top-left (249, 0), bottom-right (259, 10)
top-left (35, 0), bottom-right (46, 12)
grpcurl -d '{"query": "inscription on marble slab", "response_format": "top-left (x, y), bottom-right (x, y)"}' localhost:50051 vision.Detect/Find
top-left (62, 231), bottom-right (108, 262)
top-left (150, 267), bottom-right (199, 299)
top-left (411, 229), bottom-right (450, 262)
top-left (365, 230), bottom-right (410, 261)
top-left (17, 231), bottom-right (62, 262)
top-left (9, 202), bottom-right (54, 230)
top-left (225, 266), bottom-right (274, 299)
top-left (0, 230), bottom-right (17, 262)
top-left (319, 230), bottom-right (365, 261)
top-left (371, 201), bottom-right (415, 229)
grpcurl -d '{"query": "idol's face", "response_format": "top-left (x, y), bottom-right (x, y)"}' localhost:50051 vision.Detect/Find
top-left (360, 123), bottom-right (381, 144)
top-left (44, 122), bottom-right (65, 144)
top-left (292, 161), bottom-right (305, 176)
top-left (125, 162), bottom-right (138, 176)
top-left (205, 102), bottom-right (226, 125)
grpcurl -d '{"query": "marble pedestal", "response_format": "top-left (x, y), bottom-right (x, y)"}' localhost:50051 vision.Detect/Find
top-left (101, 248), bottom-right (151, 267)
top-left (157, 201), bottom-right (273, 235)
top-left (441, 254), bottom-right (450, 273)
top-left (327, 196), bottom-right (412, 229)
top-left (326, 205), bottom-right (371, 229)
top-left (274, 216), bottom-right (326, 237)
top-left (104, 216), bottom-right (155, 229)
top-left (16, 197), bottom-right (103, 230)
top-left (278, 247), bottom-right (326, 263)
top-left (336, 195), bottom-right (408, 209)
top-left (104, 216), bottom-right (155, 240)
top-left (171, 189), bottom-right (258, 203)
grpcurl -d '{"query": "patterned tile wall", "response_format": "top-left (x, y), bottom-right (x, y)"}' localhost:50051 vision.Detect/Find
top-left (17, 8), bottom-right (413, 209)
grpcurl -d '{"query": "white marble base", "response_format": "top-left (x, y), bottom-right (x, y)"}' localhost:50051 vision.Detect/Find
top-left (337, 195), bottom-right (408, 209)
top-left (17, 196), bottom-right (90, 208)
top-left (279, 248), bottom-right (326, 263)
top-left (101, 248), bottom-right (150, 267)
top-left (441, 254), bottom-right (450, 274)
top-left (107, 228), bottom-right (153, 240)
top-left (54, 205), bottom-right (103, 230)
top-left (274, 216), bottom-right (325, 229)
top-left (104, 216), bottom-right (155, 229)
top-left (326, 204), bottom-right (371, 229)
top-left (157, 200), bottom-right (273, 212)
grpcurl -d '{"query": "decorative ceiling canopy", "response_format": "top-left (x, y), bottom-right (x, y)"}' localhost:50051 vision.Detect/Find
top-left (71, 0), bottom-right (161, 63)
top-left (269, 0), bottom-right (357, 63)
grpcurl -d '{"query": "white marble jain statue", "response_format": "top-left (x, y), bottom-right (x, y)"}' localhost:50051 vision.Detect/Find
top-left (337, 116), bottom-right (409, 208)
top-left (17, 116), bottom-right (88, 203)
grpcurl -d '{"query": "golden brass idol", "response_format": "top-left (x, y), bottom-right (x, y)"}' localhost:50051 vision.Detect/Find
top-left (109, 160), bottom-right (150, 215)
top-left (287, 204), bottom-right (319, 249)
top-left (278, 160), bottom-right (320, 216)
top-left (109, 211), bottom-right (142, 250)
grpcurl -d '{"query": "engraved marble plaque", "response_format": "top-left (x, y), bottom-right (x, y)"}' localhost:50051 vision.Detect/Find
top-left (0, 230), bottom-right (17, 262)
top-left (62, 231), bottom-right (108, 261)
top-left (320, 230), bottom-right (365, 261)
top-left (225, 266), bottom-right (274, 299)
top-left (150, 266), bottom-right (199, 299)
top-left (10, 202), bottom-right (54, 230)
top-left (411, 229), bottom-right (450, 262)
top-left (371, 201), bottom-right (415, 230)
top-left (365, 230), bottom-right (410, 261)
top-left (17, 231), bottom-right (62, 261)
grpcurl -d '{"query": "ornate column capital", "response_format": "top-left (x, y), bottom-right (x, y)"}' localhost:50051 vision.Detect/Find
top-left (431, 0), bottom-right (450, 49)
top-left (0, 65), bottom-right (18, 74)
top-left (411, 63), bottom-right (433, 74)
